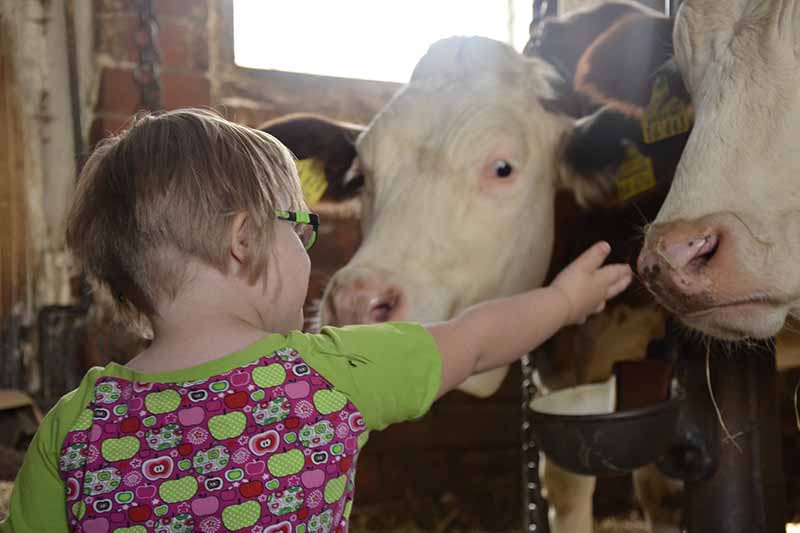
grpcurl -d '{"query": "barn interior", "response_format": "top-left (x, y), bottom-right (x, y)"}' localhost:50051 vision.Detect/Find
top-left (1, 1), bottom-right (800, 532)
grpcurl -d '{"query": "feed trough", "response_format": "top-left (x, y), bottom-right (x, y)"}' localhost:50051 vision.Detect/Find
top-left (528, 375), bottom-right (683, 476)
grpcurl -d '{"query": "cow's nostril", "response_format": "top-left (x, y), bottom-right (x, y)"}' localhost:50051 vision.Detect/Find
top-left (641, 263), bottom-right (661, 283)
top-left (687, 233), bottom-right (719, 271)
top-left (323, 276), bottom-right (405, 326)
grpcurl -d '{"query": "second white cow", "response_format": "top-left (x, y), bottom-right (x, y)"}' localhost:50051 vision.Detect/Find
top-left (639, 0), bottom-right (800, 341)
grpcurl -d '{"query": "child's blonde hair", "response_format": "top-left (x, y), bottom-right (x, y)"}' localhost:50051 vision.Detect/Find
top-left (66, 108), bottom-right (306, 330)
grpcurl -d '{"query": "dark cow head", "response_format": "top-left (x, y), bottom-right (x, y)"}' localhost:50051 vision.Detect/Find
top-left (525, 0), bottom-right (665, 118)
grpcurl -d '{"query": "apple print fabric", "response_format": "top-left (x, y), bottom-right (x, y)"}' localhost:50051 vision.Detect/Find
top-left (58, 347), bottom-right (368, 533)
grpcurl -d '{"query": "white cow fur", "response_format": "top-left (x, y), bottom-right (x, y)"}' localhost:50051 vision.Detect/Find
top-left (647, 0), bottom-right (800, 339)
top-left (320, 37), bottom-right (679, 533)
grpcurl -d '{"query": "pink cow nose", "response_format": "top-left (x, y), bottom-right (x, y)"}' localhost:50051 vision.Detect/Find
top-left (637, 220), bottom-right (722, 295)
top-left (324, 274), bottom-right (406, 326)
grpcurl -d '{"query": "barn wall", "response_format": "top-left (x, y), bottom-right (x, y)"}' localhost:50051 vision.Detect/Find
top-left (0, 20), bottom-right (29, 321)
top-left (0, 0), bottom-right (95, 394)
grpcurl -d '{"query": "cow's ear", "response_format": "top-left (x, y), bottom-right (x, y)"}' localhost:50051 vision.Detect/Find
top-left (260, 114), bottom-right (366, 202)
top-left (574, 12), bottom-right (675, 117)
top-left (557, 105), bottom-right (645, 207)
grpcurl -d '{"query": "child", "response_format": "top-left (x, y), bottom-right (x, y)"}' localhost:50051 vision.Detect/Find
top-left (0, 109), bottom-right (631, 533)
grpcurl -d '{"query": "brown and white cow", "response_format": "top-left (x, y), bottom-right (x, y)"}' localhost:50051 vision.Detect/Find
top-left (263, 3), bottom-right (685, 531)
top-left (638, 0), bottom-right (800, 341)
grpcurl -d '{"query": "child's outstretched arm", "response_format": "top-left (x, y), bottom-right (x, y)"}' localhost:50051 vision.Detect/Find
top-left (428, 241), bottom-right (632, 398)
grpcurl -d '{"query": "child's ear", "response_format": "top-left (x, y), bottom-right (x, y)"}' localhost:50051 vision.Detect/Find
top-left (230, 212), bottom-right (250, 267)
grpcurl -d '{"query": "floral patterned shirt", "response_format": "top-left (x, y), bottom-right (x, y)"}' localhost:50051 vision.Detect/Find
top-left (0, 323), bottom-right (442, 533)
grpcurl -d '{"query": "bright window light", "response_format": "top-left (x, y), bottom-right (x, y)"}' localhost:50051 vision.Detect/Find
top-left (233, 0), bottom-right (533, 83)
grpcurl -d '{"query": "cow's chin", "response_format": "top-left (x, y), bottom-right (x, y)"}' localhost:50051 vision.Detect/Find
top-left (677, 302), bottom-right (788, 341)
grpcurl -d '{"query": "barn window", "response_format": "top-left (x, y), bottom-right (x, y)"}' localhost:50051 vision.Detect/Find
top-left (233, 0), bottom-right (532, 83)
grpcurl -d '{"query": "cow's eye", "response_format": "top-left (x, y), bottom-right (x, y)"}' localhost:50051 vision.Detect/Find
top-left (493, 160), bottom-right (514, 178)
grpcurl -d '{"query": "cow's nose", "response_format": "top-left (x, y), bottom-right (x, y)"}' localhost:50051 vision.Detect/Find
top-left (638, 220), bottom-right (722, 294)
top-left (324, 274), bottom-right (406, 326)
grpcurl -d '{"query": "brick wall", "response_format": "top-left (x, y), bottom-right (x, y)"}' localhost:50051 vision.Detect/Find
top-left (92, 0), bottom-right (213, 142)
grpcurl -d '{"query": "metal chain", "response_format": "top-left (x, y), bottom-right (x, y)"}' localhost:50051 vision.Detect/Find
top-left (134, 0), bottom-right (161, 110)
top-left (521, 353), bottom-right (549, 533)
top-left (524, 2), bottom-right (557, 527)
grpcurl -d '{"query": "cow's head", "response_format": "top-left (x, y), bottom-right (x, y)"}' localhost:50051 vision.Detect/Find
top-left (334, 37), bottom-right (576, 396)
top-left (332, 38), bottom-right (571, 326)
top-left (266, 38), bottom-right (565, 396)
top-left (638, 0), bottom-right (800, 340)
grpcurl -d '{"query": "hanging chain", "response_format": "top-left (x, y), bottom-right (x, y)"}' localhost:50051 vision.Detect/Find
top-left (525, 3), bottom-right (561, 526)
top-left (521, 352), bottom-right (549, 533)
top-left (134, 0), bottom-right (161, 111)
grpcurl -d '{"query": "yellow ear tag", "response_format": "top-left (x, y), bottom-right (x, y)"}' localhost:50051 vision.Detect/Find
top-left (641, 74), bottom-right (693, 144)
top-left (616, 143), bottom-right (656, 202)
top-left (295, 158), bottom-right (328, 206)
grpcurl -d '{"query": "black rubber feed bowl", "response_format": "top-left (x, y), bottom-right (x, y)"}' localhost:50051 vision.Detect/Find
top-left (529, 384), bottom-right (683, 476)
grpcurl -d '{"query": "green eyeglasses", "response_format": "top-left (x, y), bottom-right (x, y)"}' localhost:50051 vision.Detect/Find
top-left (276, 210), bottom-right (320, 251)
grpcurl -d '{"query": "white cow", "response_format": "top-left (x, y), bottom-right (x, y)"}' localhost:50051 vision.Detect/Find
top-left (638, 0), bottom-right (800, 340)
top-left (319, 37), bottom-right (567, 398)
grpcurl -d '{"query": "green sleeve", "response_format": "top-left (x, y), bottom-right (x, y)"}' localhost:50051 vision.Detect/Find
top-left (295, 322), bottom-right (443, 431)
top-left (0, 368), bottom-right (103, 533)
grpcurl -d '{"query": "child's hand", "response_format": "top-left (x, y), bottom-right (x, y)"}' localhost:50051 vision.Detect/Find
top-left (551, 241), bottom-right (633, 325)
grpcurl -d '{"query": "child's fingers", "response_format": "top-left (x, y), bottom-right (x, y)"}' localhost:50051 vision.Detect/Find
top-left (607, 277), bottom-right (631, 299)
top-left (575, 241), bottom-right (612, 272)
top-left (605, 267), bottom-right (633, 298)
top-left (596, 263), bottom-right (632, 286)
